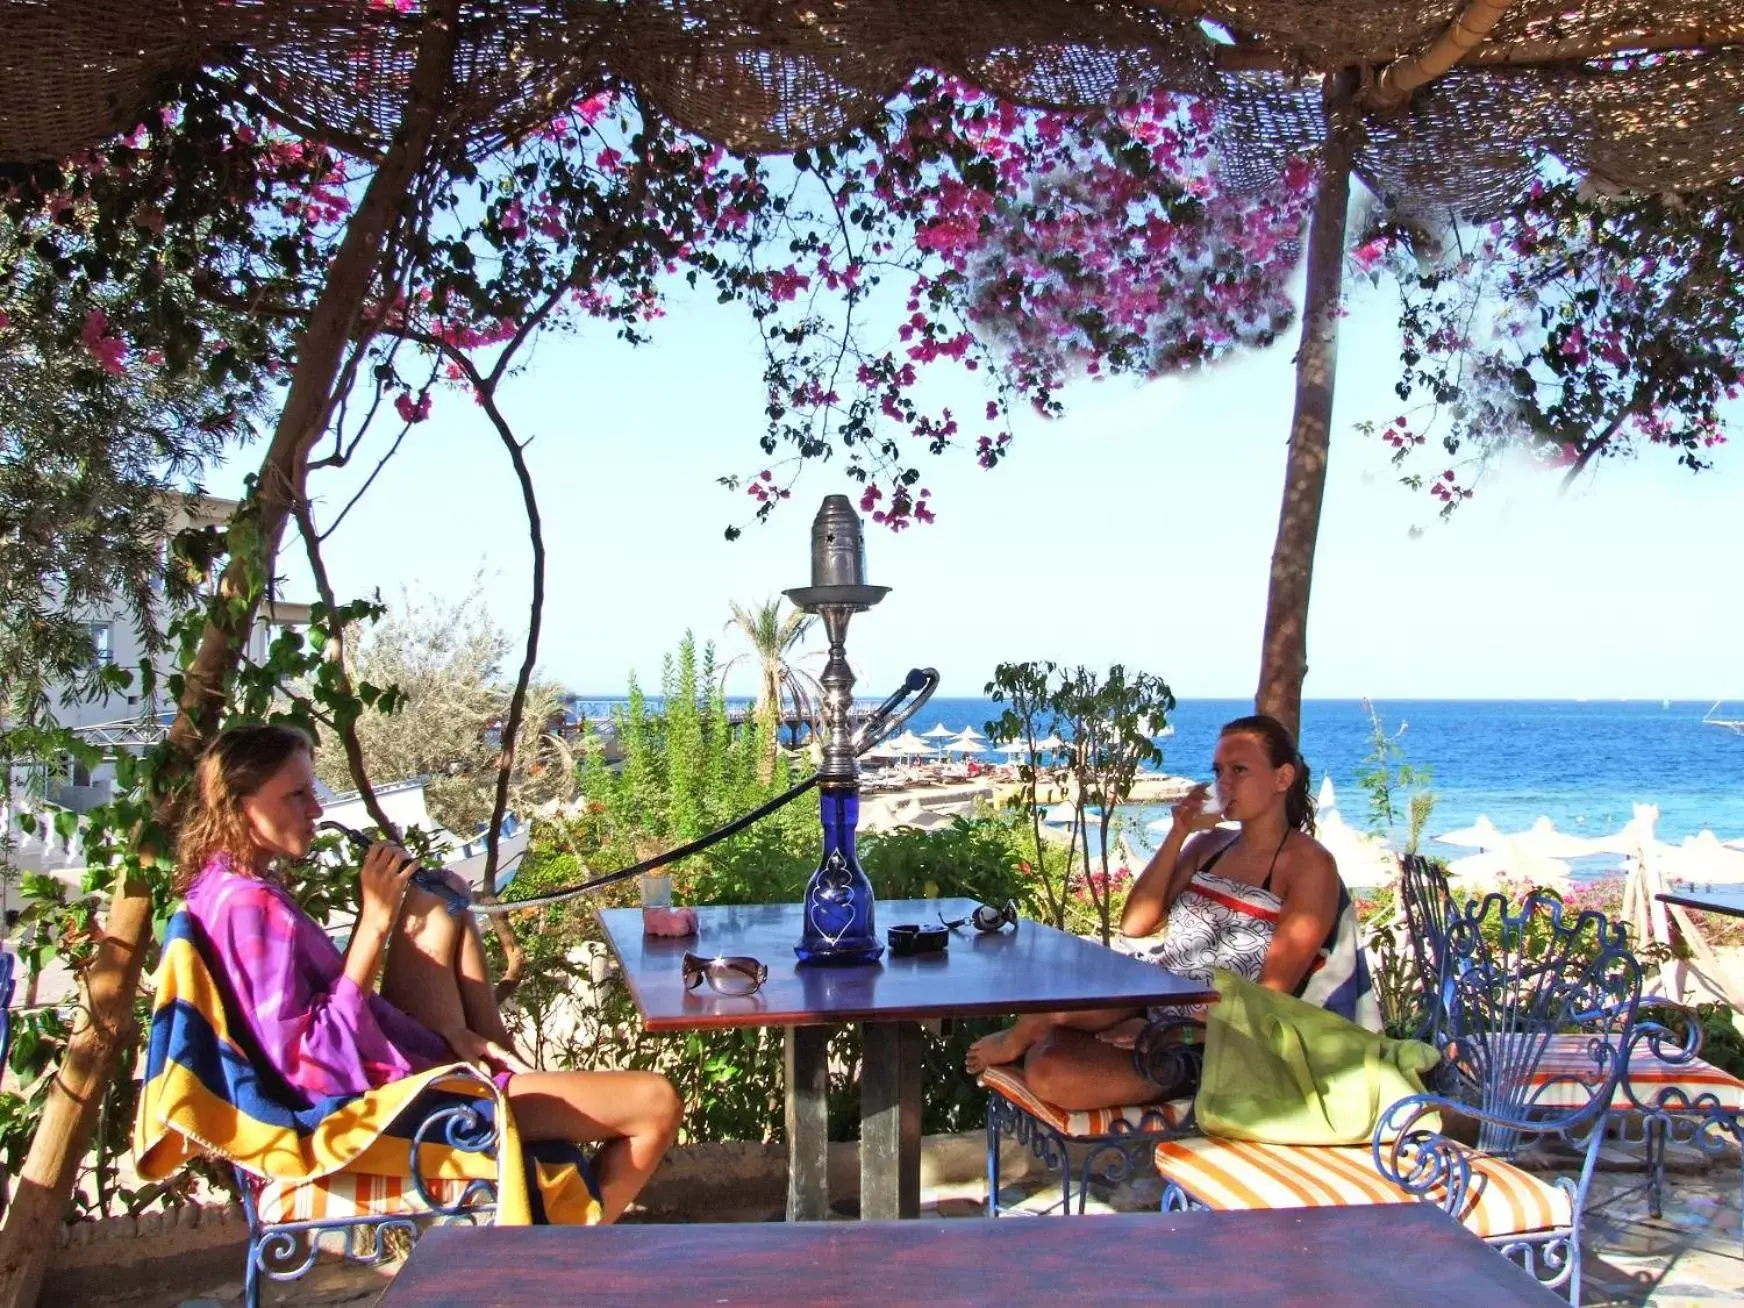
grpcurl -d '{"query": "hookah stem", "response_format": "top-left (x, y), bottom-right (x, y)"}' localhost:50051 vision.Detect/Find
top-left (332, 667), bottom-right (938, 915)
top-left (466, 775), bottom-right (821, 913)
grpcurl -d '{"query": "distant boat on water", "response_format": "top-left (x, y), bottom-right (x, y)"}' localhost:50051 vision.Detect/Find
top-left (1704, 701), bottom-right (1744, 735)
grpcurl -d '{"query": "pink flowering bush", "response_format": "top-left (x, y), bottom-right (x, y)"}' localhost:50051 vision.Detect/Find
top-left (348, 76), bottom-right (1311, 534)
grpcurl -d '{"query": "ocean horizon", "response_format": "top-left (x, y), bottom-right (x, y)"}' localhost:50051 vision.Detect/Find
top-left (564, 695), bottom-right (1744, 851)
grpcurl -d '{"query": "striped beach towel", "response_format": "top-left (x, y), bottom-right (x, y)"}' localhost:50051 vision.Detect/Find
top-left (134, 913), bottom-right (599, 1227)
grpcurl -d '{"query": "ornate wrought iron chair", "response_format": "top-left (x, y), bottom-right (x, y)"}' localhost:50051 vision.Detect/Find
top-left (234, 1079), bottom-right (503, 1308)
top-left (981, 1018), bottom-right (1202, 1216)
top-left (1398, 855), bottom-right (1744, 1245)
top-left (1154, 891), bottom-right (1643, 1304)
top-left (134, 912), bottom-right (550, 1308)
top-left (1396, 852), bottom-right (1458, 1044)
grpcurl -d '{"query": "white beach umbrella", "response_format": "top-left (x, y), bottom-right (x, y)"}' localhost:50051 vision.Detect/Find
top-left (1036, 734), bottom-right (1066, 754)
top-left (997, 739), bottom-right (1029, 756)
top-left (1316, 775), bottom-right (1337, 816)
top-left (1578, 804), bottom-right (1661, 857)
top-left (1505, 816), bottom-right (1611, 860)
top-left (1435, 815), bottom-right (1507, 851)
top-left (957, 725), bottom-right (986, 742)
top-left (923, 723), bottom-right (957, 741)
top-left (948, 731), bottom-right (986, 755)
top-left (1445, 846), bottom-right (1572, 887)
top-left (1661, 830), bottom-right (1744, 886)
top-left (885, 731), bottom-right (936, 757)
top-left (1315, 811), bottom-right (1398, 890)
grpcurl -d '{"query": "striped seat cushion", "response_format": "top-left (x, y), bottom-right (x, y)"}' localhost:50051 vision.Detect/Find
top-left (1534, 1033), bottom-right (1744, 1113)
top-left (254, 1172), bottom-right (489, 1225)
top-left (980, 1064), bottom-right (1192, 1137)
top-left (1153, 1136), bottom-right (1571, 1239)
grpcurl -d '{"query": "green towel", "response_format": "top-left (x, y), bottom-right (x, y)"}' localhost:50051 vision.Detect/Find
top-left (1195, 968), bottom-right (1442, 1146)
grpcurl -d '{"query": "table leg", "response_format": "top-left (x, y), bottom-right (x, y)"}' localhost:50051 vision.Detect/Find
top-left (785, 1025), bottom-right (830, 1221)
top-left (860, 1020), bottom-right (922, 1219)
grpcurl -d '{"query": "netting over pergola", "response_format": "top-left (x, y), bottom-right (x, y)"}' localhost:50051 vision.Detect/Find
top-left (2, 2), bottom-right (1742, 215)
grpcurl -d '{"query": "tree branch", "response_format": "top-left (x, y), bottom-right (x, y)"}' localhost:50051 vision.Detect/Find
top-left (291, 497), bottom-right (395, 836)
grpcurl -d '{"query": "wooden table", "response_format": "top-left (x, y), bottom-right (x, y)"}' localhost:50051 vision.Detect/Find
top-left (381, 1206), bottom-right (1565, 1306)
top-left (1658, 886), bottom-right (1744, 918)
top-left (597, 899), bottom-right (1215, 1222)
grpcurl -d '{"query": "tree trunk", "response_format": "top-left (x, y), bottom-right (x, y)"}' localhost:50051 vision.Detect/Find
top-left (1254, 71), bottom-right (1358, 741)
top-left (0, 8), bottom-right (461, 1301)
top-left (757, 664), bottom-right (780, 785)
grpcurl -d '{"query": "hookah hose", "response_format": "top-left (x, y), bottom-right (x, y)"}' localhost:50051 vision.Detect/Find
top-left (323, 667), bottom-right (939, 916)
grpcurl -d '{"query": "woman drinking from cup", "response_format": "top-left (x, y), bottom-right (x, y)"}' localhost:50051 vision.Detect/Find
top-left (964, 714), bottom-right (1376, 1109)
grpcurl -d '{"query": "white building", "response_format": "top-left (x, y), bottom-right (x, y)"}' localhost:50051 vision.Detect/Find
top-left (19, 494), bottom-right (310, 814)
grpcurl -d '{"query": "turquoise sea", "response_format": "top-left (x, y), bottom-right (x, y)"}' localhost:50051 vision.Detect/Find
top-left (568, 695), bottom-right (1744, 857)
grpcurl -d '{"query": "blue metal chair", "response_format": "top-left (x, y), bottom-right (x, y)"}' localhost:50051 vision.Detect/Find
top-left (234, 1074), bottom-right (501, 1308)
top-left (1156, 891), bottom-right (1643, 1304)
top-left (982, 1019), bottom-right (1202, 1216)
top-left (1612, 1001), bottom-right (1744, 1250)
top-left (1398, 855), bottom-right (1744, 1247)
top-left (1396, 853), bottom-right (1458, 1044)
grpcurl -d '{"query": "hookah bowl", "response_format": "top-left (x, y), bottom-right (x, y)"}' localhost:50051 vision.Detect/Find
top-left (786, 495), bottom-right (888, 965)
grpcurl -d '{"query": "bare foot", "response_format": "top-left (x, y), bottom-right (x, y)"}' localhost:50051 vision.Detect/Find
top-left (965, 1026), bottom-right (1029, 1075)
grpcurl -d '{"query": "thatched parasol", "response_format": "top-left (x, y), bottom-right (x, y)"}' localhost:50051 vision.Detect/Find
top-left (3, 3), bottom-right (1743, 208)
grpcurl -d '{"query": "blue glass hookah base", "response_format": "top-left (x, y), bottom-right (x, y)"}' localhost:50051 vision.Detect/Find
top-left (795, 788), bottom-right (884, 964)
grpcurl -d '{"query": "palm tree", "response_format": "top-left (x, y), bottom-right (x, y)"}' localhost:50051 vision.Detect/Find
top-left (724, 598), bottom-right (822, 782)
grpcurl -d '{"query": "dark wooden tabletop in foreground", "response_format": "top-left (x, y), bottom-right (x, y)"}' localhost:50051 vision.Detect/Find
top-left (381, 1206), bottom-right (1564, 1306)
top-left (598, 899), bottom-right (1217, 1030)
top-left (1658, 886), bottom-right (1744, 919)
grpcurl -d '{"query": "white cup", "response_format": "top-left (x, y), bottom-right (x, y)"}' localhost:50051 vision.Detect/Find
top-left (639, 872), bottom-right (673, 909)
top-left (1200, 781), bottom-right (1225, 822)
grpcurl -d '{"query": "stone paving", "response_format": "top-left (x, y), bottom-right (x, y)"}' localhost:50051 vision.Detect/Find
top-left (153, 1136), bottom-right (1743, 1306)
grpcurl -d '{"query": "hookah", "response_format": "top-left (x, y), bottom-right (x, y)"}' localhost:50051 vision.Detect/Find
top-left (784, 494), bottom-right (894, 965)
top-left (323, 495), bottom-right (935, 928)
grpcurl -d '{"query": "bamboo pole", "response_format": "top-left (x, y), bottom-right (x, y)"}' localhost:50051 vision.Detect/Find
top-left (1211, 21), bottom-right (1744, 75)
top-left (1464, 19), bottom-right (1744, 67)
top-left (1254, 70), bottom-right (1358, 739)
top-left (0, 6), bottom-right (462, 1302)
top-left (1365, 0), bottom-right (1516, 110)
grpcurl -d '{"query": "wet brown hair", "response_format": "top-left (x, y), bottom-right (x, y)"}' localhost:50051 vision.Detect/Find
top-left (1220, 714), bottom-right (1316, 836)
top-left (173, 723), bottom-right (313, 895)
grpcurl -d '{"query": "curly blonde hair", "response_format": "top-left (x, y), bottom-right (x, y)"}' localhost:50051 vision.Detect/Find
top-left (174, 724), bottom-right (313, 895)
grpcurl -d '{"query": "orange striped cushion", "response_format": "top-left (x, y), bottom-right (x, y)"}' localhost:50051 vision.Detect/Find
top-left (1152, 1136), bottom-right (1571, 1239)
top-left (980, 1064), bottom-right (1192, 1137)
top-left (1534, 1033), bottom-right (1744, 1112)
top-left (254, 1172), bottom-right (485, 1224)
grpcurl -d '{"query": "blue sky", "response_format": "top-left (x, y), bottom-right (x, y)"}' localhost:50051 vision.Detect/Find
top-left (211, 269), bottom-right (1743, 704)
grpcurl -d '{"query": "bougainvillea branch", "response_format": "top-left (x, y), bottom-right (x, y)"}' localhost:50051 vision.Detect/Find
top-left (1372, 177), bottom-right (1742, 511)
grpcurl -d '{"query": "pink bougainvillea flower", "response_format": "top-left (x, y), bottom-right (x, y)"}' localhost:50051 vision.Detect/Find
top-left (80, 308), bottom-right (127, 376)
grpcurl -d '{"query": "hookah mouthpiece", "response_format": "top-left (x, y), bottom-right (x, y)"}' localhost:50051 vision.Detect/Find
top-left (317, 820), bottom-right (473, 917)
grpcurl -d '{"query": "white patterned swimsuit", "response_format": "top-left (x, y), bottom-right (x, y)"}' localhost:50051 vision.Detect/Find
top-left (1124, 838), bottom-right (1379, 1030)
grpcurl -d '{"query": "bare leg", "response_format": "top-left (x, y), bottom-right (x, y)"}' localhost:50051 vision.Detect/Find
top-left (455, 914), bottom-right (516, 1048)
top-left (1022, 1026), bottom-right (1174, 1110)
top-left (965, 1007), bottom-right (1139, 1075)
top-left (508, 1070), bottom-right (682, 1223)
top-left (381, 885), bottom-right (468, 1040)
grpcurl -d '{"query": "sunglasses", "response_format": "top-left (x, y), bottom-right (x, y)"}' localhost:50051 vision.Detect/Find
top-left (938, 899), bottom-right (1019, 934)
top-left (682, 952), bottom-right (768, 997)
